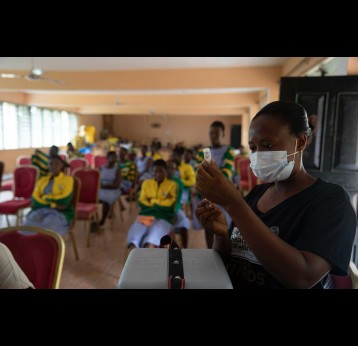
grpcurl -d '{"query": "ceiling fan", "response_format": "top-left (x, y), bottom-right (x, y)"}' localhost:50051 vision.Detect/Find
top-left (0, 57), bottom-right (67, 85)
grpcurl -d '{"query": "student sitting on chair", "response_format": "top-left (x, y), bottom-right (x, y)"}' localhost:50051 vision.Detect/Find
top-left (99, 151), bottom-right (122, 226)
top-left (166, 159), bottom-right (191, 248)
top-left (127, 160), bottom-right (177, 249)
top-left (22, 155), bottom-right (74, 236)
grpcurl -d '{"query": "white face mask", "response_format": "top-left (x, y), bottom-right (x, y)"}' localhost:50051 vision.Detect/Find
top-left (249, 143), bottom-right (299, 183)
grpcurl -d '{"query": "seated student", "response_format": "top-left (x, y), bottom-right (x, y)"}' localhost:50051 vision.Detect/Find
top-left (66, 142), bottom-right (83, 159)
top-left (31, 145), bottom-right (60, 178)
top-left (166, 159), bottom-right (191, 248)
top-left (127, 160), bottom-right (177, 249)
top-left (184, 148), bottom-right (197, 171)
top-left (136, 145), bottom-right (153, 183)
top-left (99, 151), bottom-right (122, 226)
top-left (170, 149), bottom-right (196, 208)
top-left (0, 242), bottom-right (34, 289)
top-left (118, 145), bottom-right (137, 194)
top-left (22, 155), bottom-right (74, 236)
top-left (196, 101), bottom-right (357, 289)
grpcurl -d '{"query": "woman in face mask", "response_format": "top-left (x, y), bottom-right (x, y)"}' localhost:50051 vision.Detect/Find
top-left (196, 101), bottom-right (357, 289)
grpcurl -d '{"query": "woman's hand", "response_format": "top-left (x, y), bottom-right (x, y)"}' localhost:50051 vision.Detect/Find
top-left (195, 199), bottom-right (228, 236)
top-left (196, 160), bottom-right (237, 208)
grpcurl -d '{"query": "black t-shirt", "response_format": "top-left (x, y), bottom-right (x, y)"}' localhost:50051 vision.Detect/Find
top-left (227, 178), bottom-right (357, 289)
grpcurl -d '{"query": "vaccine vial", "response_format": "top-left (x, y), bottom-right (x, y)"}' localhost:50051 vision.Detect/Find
top-left (203, 148), bottom-right (211, 163)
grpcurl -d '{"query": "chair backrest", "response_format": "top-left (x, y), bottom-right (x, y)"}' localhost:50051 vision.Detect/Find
top-left (69, 158), bottom-right (87, 176)
top-left (84, 153), bottom-right (93, 167)
top-left (238, 158), bottom-right (250, 181)
top-left (0, 161), bottom-right (4, 187)
top-left (93, 155), bottom-right (107, 169)
top-left (0, 226), bottom-right (65, 289)
top-left (59, 154), bottom-right (68, 162)
top-left (14, 165), bottom-right (39, 198)
top-left (73, 168), bottom-right (100, 204)
top-left (67, 176), bottom-right (81, 231)
top-left (16, 155), bottom-right (32, 166)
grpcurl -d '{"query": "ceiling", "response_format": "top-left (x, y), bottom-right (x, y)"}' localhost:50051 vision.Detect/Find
top-left (0, 57), bottom-right (288, 71)
top-left (0, 57), bottom-right (297, 118)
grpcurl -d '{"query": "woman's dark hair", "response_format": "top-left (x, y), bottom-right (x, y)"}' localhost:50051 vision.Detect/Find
top-left (107, 151), bottom-right (117, 158)
top-left (210, 121), bottom-right (225, 132)
top-left (153, 159), bottom-right (167, 169)
top-left (253, 101), bottom-right (313, 139)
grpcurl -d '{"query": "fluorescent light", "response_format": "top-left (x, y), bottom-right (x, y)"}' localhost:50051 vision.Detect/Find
top-left (0, 73), bottom-right (17, 78)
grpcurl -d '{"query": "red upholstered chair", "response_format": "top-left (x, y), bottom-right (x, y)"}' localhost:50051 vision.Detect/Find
top-left (66, 176), bottom-right (81, 260)
top-left (0, 226), bottom-right (65, 289)
top-left (84, 153), bottom-right (93, 167)
top-left (16, 155), bottom-right (32, 166)
top-left (73, 168), bottom-right (101, 247)
top-left (0, 165), bottom-right (39, 226)
top-left (0, 161), bottom-right (12, 192)
top-left (69, 158), bottom-right (87, 176)
top-left (237, 158), bottom-right (257, 196)
top-left (331, 261), bottom-right (358, 289)
top-left (59, 154), bottom-right (68, 162)
top-left (93, 155), bottom-right (107, 169)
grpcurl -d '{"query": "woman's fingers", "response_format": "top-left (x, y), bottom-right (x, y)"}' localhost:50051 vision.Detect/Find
top-left (198, 208), bottom-right (218, 227)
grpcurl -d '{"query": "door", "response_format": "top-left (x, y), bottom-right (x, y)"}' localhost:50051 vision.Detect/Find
top-left (280, 76), bottom-right (358, 264)
top-left (230, 125), bottom-right (242, 148)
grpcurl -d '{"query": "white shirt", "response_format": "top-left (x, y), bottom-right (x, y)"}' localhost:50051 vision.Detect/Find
top-left (0, 243), bottom-right (34, 289)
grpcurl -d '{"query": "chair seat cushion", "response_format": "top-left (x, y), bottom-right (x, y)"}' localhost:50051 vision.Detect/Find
top-left (76, 203), bottom-right (97, 219)
top-left (0, 199), bottom-right (31, 213)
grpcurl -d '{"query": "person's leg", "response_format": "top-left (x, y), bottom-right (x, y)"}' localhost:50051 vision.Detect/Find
top-left (179, 228), bottom-right (188, 248)
top-left (40, 211), bottom-right (69, 236)
top-left (24, 208), bottom-right (51, 224)
top-left (99, 201), bottom-right (110, 225)
top-left (191, 195), bottom-right (203, 230)
top-left (127, 221), bottom-right (148, 248)
top-left (142, 219), bottom-right (172, 247)
top-left (174, 210), bottom-right (190, 248)
top-left (205, 230), bottom-right (214, 249)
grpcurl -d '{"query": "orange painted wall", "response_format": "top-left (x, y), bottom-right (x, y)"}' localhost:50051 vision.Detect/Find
top-left (0, 147), bottom-right (49, 174)
top-left (111, 115), bottom-right (242, 148)
top-left (348, 58), bottom-right (358, 75)
top-left (77, 114), bottom-right (102, 141)
top-left (0, 92), bottom-right (27, 104)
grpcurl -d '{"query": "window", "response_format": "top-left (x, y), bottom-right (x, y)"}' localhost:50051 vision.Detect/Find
top-left (0, 102), bottom-right (78, 150)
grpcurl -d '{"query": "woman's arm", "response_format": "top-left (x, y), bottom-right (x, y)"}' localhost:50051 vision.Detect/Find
top-left (195, 199), bottom-right (231, 263)
top-left (196, 161), bottom-right (331, 288)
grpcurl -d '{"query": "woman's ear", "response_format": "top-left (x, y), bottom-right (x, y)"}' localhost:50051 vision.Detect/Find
top-left (297, 133), bottom-right (308, 152)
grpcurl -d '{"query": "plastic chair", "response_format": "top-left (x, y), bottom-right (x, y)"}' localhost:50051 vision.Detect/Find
top-left (0, 226), bottom-right (65, 288)
top-left (0, 165), bottom-right (39, 226)
top-left (16, 155), bottom-right (32, 166)
top-left (73, 168), bottom-right (101, 247)
top-left (69, 158), bottom-right (87, 176)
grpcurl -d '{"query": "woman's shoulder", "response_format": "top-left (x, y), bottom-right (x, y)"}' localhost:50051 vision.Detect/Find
top-left (312, 178), bottom-right (351, 200)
